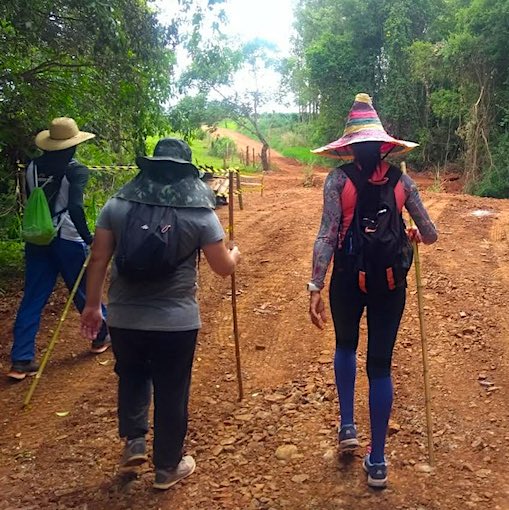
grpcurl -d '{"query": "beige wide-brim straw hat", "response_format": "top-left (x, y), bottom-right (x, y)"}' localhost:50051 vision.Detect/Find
top-left (35, 117), bottom-right (95, 151)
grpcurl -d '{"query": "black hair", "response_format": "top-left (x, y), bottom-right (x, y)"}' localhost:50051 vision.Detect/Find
top-left (351, 141), bottom-right (382, 177)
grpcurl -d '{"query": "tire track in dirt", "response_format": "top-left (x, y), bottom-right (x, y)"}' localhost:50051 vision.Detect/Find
top-left (393, 194), bottom-right (509, 509)
top-left (490, 209), bottom-right (509, 287)
top-left (202, 184), bottom-right (328, 390)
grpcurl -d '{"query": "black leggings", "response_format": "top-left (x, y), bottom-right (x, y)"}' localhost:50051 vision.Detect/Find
top-left (329, 271), bottom-right (406, 379)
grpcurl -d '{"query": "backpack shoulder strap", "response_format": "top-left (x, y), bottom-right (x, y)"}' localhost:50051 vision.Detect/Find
top-left (27, 163), bottom-right (54, 191)
top-left (341, 163), bottom-right (363, 190)
top-left (385, 165), bottom-right (402, 189)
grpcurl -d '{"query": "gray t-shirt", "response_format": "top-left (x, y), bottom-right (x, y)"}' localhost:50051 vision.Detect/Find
top-left (96, 198), bottom-right (224, 332)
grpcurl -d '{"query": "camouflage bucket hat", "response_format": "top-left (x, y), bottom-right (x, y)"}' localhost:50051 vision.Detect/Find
top-left (136, 138), bottom-right (199, 171)
top-left (114, 138), bottom-right (216, 209)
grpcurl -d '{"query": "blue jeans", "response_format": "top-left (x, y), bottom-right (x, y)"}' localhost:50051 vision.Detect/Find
top-left (11, 238), bottom-right (108, 362)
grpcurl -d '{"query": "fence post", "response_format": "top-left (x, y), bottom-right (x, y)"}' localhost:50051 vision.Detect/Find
top-left (246, 146), bottom-right (250, 166)
top-left (252, 148), bottom-right (255, 166)
top-left (16, 162), bottom-right (27, 206)
top-left (236, 170), bottom-right (243, 210)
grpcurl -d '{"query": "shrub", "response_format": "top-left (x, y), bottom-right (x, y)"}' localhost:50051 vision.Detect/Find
top-left (473, 133), bottom-right (509, 198)
top-left (209, 136), bottom-right (237, 159)
top-left (302, 165), bottom-right (316, 187)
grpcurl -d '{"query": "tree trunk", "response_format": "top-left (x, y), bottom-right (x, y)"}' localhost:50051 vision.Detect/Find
top-left (260, 143), bottom-right (270, 172)
top-left (249, 119), bottom-right (270, 172)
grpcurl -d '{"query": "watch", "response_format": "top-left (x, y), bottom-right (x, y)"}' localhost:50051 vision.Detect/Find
top-left (307, 282), bottom-right (321, 292)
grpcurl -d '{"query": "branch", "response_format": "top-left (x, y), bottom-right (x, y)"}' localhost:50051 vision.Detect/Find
top-left (474, 85), bottom-right (484, 108)
top-left (481, 128), bottom-right (494, 169)
top-left (19, 61), bottom-right (93, 81)
top-left (33, 8), bottom-right (84, 23)
top-left (210, 86), bottom-right (257, 134)
top-left (208, 85), bottom-right (270, 147)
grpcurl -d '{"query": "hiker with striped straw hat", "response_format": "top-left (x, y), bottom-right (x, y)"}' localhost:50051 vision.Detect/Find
top-left (307, 93), bottom-right (438, 488)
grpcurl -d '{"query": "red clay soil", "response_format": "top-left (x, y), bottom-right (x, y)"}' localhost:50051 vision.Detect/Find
top-left (1, 130), bottom-right (508, 509)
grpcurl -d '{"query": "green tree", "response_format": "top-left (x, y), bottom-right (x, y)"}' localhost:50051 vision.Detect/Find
top-left (180, 37), bottom-right (280, 171)
top-left (168, 94), bottom-right (208, 142)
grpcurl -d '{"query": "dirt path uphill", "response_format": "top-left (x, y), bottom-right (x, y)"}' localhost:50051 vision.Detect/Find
top-left (1, 131), bottom-right (509, 509)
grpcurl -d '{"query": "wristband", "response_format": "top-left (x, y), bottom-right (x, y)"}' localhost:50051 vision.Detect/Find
top-left (307, 282), bottom-right (321, 292)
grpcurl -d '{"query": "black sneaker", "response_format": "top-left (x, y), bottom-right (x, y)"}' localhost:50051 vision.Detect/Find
top-left (119, 437), bottom-right (148, 471)
top-left (7, 360), bottom-right (40, 381)
top-left (90, 334), bottom-right (111, 354)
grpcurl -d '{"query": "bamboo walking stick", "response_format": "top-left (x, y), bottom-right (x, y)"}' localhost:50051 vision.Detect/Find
top-left (228, 170), bottom-right (244, 401)
top-left (401, 161), bottom-right (435, 466)
top-left (24, 252), bottom-right (92, 409)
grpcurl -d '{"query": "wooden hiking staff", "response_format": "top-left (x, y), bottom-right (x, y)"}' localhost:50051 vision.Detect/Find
top-left (228, 170), bottom-right (244, 401)
top-left (401, 161), bottom-right (435, 466)
top-left (24, 252), bottom-right (92, 409)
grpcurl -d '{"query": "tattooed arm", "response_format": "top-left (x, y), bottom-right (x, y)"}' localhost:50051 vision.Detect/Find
top-left (401, 174), bottom-right (438, 245)
top-left (310, 169), bottom-right (345, 289)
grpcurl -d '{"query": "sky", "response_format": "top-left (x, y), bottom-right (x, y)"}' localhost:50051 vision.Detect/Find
top-left (153, 0), bottom-right (297, 112)
top-left (219, 0), bottom-right (295, 56)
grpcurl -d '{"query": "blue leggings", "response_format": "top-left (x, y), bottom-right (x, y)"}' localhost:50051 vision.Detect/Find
top-left (329, 271), bottom-right (405, 463)
top-left (11, 238), bottom-right (108, 361)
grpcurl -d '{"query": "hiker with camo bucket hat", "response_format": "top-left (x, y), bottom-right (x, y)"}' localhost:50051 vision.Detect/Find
top-left (308, 94), bottom-right (438, 488)
top-left (81, 137), bottom-right (240, 490)
top-left (8, 118), bottom-right (110, 381)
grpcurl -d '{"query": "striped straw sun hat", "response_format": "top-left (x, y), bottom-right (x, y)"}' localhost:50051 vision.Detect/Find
top-left (312, 93), bottom-right (418, 160)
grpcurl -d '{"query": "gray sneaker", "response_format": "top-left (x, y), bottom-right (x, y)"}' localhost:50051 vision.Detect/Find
top-left (338, 424), bottom-right (360, 452)
top-left (153, 455), bottom-right (196, 490)
top-left (120, 437), bottom-right (148, 471)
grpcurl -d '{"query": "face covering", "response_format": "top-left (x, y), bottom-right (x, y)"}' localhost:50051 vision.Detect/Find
top-left (352, 141), bottom-right (382, 177)
top-left (37, 146), bottom-right (77, 175)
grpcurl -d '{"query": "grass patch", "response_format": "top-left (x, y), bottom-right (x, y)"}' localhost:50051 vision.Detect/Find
top-left (279, 146), bottom-right (323, 166)
top-left (219, 119), bottom-right (239, 130)
top-left (147, 132), bottom-right (256, 171)
top-left (0, 241), bottom-right (24, 288)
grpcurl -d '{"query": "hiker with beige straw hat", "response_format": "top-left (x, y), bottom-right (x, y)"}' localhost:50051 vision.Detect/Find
top-left (308, 93), bottom-right (438, 488)
top-left (8, 117), bottom-right (110, 381)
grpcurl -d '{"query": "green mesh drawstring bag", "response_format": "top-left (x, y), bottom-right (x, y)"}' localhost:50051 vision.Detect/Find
top-left (22, 166), bottom-right (57, 245)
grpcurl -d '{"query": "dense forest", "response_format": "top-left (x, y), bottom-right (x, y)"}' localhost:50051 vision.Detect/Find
top-left (284, 0), bottom-right (509, 196)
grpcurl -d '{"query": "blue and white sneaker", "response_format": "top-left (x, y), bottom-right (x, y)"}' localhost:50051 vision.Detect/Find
top-left (338, 424), bottom-right (360, 452)
top-left (363, 454), bottom-right (388, 488)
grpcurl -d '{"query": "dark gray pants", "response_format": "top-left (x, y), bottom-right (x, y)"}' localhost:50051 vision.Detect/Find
top-left (109, 327), bottom-right (198, 470)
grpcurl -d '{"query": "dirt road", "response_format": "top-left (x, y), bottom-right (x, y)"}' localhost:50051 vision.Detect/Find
top-left (1, 130), bottom-right (508, 509)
